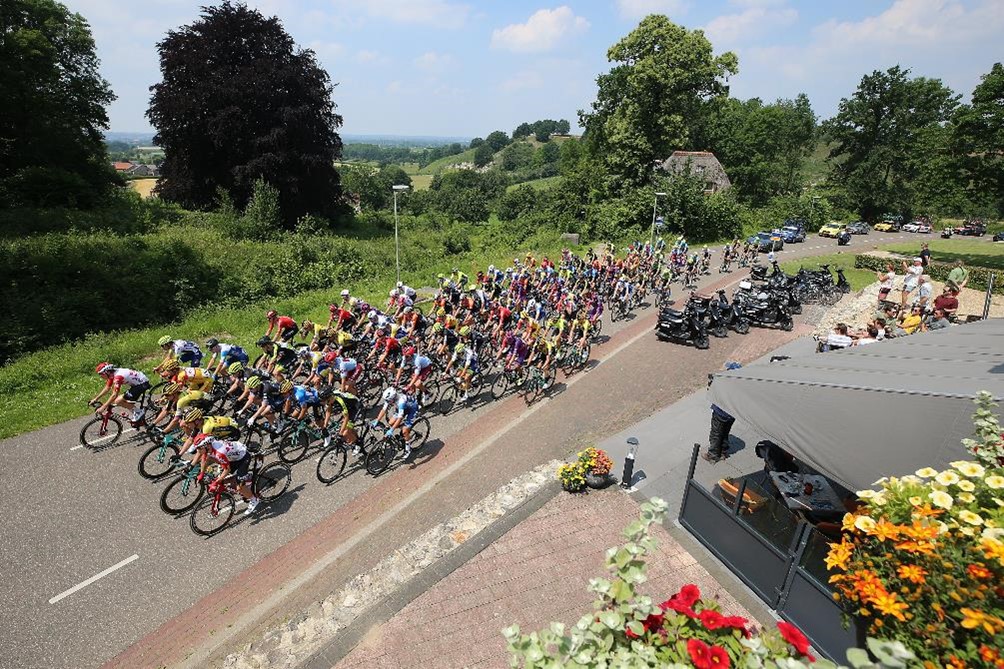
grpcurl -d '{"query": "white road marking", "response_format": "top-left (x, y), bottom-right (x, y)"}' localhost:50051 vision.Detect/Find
top-left (48, 554), bottom-right (139, 604)
top-left (71, 427), bottom-right (135, 451)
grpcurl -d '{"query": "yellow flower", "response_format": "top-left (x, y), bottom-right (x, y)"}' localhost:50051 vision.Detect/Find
top-left (957, 479), bottom-right (976, 492)
top-left (951, 461), bottom-right (985, 478)
top-left (842, 513), bottom-right (858, 532)
top-left (871, 493), bottom-right (887, 506)
top-left (982, 528), bottom-right (1004, 541)
top-left (870, 591), bottom-right (909, 622)
top-left (935, 470), bottom-right (961, 486)
top-left (960, 608), bottom-right (1004, 635)
top-left (900, 475), bottom-right (922, 485)
top-left (958, 492), bottom-right (976, 504)
top-left (872, 477), bottom-right (888, 486)
top-left (961, 526), bottom-right (976, 537)
top-left (896, 564), bottom-right (927, 584)
top-left (854, 516), bottom-right (877, 532)
top-left (929, 490), bottom-right (953, 509)
top-left (908, 496), bottom-right (923, 506)
top-left (916, 467), bottom-right (938, 478)
top-left (986, 475), bottom-right (1004, 490)
top-left (959, 510), bottom-right (984, 525)
top-left (825, 539), bottom-right (853, 571)
top-left (936, 521), bottom-right (949, 534)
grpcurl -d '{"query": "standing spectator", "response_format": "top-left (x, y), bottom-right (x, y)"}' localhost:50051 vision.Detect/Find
top-left (933, 286), bottom-right (959, 319)
top-left (916, 275), bottom-right (933, 310)
top-left (900, 258), bottom-right (923, 307)
top-left (703, 404), bottom-right (735, 463)
top-left (924, 308), bottom-right (951, 331)
top-left (919, 243), bottom-right (931, 268)
top-left (947, 260), bottom-right (969, 291)
top-left (876, 263), bottom-right (896, 303)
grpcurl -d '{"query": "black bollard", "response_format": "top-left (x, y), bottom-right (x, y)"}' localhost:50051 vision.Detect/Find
top-left (621, 436), bottom-right (639, 488)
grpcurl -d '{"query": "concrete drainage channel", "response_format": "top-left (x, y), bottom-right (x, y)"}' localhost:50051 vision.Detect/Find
top-left (221, 460), bottom-right (564, 669)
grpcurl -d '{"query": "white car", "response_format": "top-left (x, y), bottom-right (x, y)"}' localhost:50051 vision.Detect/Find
top-left (902, 222), bottom-right (919, 232)
top-left (904, 221), bottom-right (932, 233)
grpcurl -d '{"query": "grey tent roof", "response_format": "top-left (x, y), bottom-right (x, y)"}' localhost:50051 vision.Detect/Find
top-left (708, 318), bottom-right (1004, 492)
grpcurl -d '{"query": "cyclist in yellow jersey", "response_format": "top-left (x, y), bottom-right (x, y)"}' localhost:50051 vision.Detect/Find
top-left (168, 364), bottom-right (213, 393)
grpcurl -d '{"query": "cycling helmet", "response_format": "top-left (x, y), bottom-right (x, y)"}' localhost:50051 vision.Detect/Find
top-left (459, 326), bottom-right (471, 337)
top-left (158, 336), bottom-right (172, 347)
top-left (266, 310), bottom-right (278, 320)
top-left (454, 343), bottom-right (465, 353)
top-left (436, 273), bottom-right (445, 280)
top-left (452, 267), bottom-right (459, 273)
top-left (403, 345), bottom-right (416, 357)
top-left (341, 289), bottom-right (350, 297)
top-left (96, 362), bottom-right (114, 376)
top-left (205, 337), bottom-right (219, 350)
top-left (318, 386), bottom-right (334, 400)
top-left (256, 336), bottom-right (272, 347)
top-left (324, 351), bottom-right (338, 363)
top-left (298, 347), bottom-right (312, 359)
top-left (432, 323), bottom-right (443, 333)
top-left (488, 264), bottom-right (495, 272)
top-left (162, 359), bottom-right (180, 373)
top-left (245, 376), bottom-right (263, 390)
top-left (390, 288), bottom-right (399, 297)
top-left (227, 362), bottom-right (244, 375)
top-left (273, 364), bottom-right (285, 375)
top-left (182, 408), bottom-right (204, 423)
top-left (164, 382), bottom-right (183, 395)
top-left (329, 303), bottom-right (338, 313)
top-left (403, 306), bottom-right (413, 314)
top-left (381, 387), bottom-right (398, 403)
top-left (367, 310), bottom-right (378, 322)
top-left (279, 380), bottom-right (293, 393)
top-left (436, 307), bottom-right (446, 317)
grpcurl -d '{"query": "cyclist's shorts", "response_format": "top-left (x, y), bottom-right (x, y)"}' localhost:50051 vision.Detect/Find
top-left (223, 350), bottom-right (249, 365)
top-left (124, 381), bottom-right (151, 402)
top-left (400, 400), bottom-right (419, 428)
top-left (266, 395), bottom-right (285, 412)
top-left (210, 424), bottom-right (241, 441)
top-left (465, 360), bottom-right (479, 375)
top-left (231, 453), bottom-right (252, 482)
top-left (178, 350), bottom-right (202, 367)
top-left (416, 366), bottom-right (433, 381)
top-left (278, 325), bottom-right (297, 342)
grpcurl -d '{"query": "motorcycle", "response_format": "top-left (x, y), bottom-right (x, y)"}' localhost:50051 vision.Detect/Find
top-left (712, 289), bottom-right (750, 335)
top-left (655, 294), bottom-right (710, 349)
top-left (732, 281), bottom-right (794, 331)
top-left (837, 231), bottom-right (851, 246)
top-left (941, 226), bottom-right (954, 239)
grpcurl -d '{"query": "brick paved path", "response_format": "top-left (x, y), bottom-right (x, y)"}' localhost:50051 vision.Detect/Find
top-left (336, 489), bottom-right (754, 669)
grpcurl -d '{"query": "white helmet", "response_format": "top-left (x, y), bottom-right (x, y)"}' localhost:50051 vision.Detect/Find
top-left (738, 280), bottom-right (752, 290)
top-left (340, 289), bottom-right (350, 297)
top-left (367, 310), bottom-right (378, 322)
top-left (390, 288), bottom-right (399, 297)
top-left (396, 281), bottom-right (403, 288)
top-left (381, 387), bottom-right (399, 403)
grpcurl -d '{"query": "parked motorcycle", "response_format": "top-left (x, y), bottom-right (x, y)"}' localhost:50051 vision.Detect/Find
top-left (837, 231), bottom-right (851, 246)
top-left (733, 281), bottom-right (794, 331)
top-left (712, 289), bottom-right (750, 334)
top-left (655, 294), bottom-right (710, 349)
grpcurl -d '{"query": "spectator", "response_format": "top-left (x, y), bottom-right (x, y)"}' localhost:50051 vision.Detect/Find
top-left (824, 323), bottom-right (853, 350)
top-left (919, 242), bottom-right (931, 268)
top-left (704, 404), bottom-right (735, 463)
top-left (894, 305), bottom-right (924, 336)
top-left (876, 263), bottom-right (896, 303)
top-left (900, 257), bottom-right (923, 307)
top-left (874, 303), bottom-right (898, 326)
top-left (933, 286), bottom-right (959, 319)
top-left (924, 308), bottom-right (951, 331)
top-left (856, 325), bottom-right (880, 345)
top-left (947, 260), bottom-right (969, 291)
top-left (916, 275), bottom-right (933, 310)
top-left (874, 318), bottom-right (887, 340)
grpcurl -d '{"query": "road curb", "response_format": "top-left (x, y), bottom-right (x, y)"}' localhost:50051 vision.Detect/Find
top-left (298, 478), bottom-right (562, 669)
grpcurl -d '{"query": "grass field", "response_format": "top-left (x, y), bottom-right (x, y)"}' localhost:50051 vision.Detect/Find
top-left (129, 179), bottom-right (157, 198)
top-left (411, 174), bottom-right (433, 191)
top-left (507, 176), bottom-right (562, 192)
top-left (882, 239), bottom-right (1004, 271)
top-left (780, 252), bottom-right (875, 291)
top-left (416, 148), bottom-right (476, 175)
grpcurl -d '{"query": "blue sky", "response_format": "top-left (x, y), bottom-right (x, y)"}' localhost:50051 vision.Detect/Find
top-left (69, 0), bottom-right (1004, 137)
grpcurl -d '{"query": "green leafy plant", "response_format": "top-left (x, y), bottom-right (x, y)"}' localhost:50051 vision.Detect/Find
top-left (963, 391), bottom-right (1004, 468)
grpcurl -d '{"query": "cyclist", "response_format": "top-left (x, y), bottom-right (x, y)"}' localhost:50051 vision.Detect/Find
top-left (205, 338), bottom-right (248, 376)
top-left (290, 383), bottom-right (321, 422)
top-left (246, 379), bottom-right (294, 432)
top-left (90, 362), bottom-right (150, 425)
top-left (373, 387), bottom-right (421, 458)
top-left (318, 387), bottom-right (361, 453)
top-left (193, 433), bottom-right (260, 515)
top-left (404, 349), bottom-right (434, 401)
top-left (151, 382), bottom-right (212, 433)
top-left (444, 342), bottom-right (479, 401)
top-left (166, 361), bottom-right (214, 394)
top-left (264, 310), bottom-right (297, 342)
top-left (155, 336), bottom-right (202, 370)
top-left (257, 336), bottom-right (298, 373)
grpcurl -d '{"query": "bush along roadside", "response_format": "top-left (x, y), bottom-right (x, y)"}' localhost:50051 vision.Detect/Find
top-left (854, 253), bottom-right (1003, 295)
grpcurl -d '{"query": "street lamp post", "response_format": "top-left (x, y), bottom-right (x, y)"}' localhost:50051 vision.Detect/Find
top-left (650, 192), bottom-right (667, 248)
top-left (392, 184), bottom-right (410, 285)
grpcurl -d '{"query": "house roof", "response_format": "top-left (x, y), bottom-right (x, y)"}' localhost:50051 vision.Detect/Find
top-left (708, 318), bottom-right (1004, 491)
top-left (112, 162), bottom-right (133, 171)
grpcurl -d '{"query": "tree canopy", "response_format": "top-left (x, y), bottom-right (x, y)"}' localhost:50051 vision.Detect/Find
top-left (147, 1), bottom-right (343, 225)
top-left (579, 15), bottom-right (737, 189)
top-left (953, 63), bottom-right (1004, 215)
top-left (0, 0), bottom-right (117, 209)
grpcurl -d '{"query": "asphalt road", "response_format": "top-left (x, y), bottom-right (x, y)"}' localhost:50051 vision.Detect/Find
top-left (0, 231), bottom-right (926, 669)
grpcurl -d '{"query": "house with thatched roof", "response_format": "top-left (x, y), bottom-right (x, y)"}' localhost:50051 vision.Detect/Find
top-left (659, 151), bottom-right (731, 194)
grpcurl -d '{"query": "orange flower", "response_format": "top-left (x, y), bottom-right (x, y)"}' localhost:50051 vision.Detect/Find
top-left (897, 564), bottom-right (928, 584)
top-left (869, 591), bottom-right (909, 622)
top-left (869, 518), bottom-right (902, 542)
top-left (960, 608), bottom-right (1004, 635)
top-left (894, 540), bottom-right (937, 556)
top-left (901, 521), bottom-right (940, 541)
top-left (981, 538), bottom-right (1004, 564)
top-left (968, 563), bottom-right (993, 580)
top-left (931, 602), bottom-right (945, 621)
top-left (825, 539), bottom-right (853, 571)
top-left (980, 645), bottom-right (1000, 663)
top-left (947, 656), bottom-right (966, 669)
top-left (912, 504), bottom-right (943, 519)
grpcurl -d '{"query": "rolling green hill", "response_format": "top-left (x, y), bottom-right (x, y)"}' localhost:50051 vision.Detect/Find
top-left (417, 148), bottom-right (477, 175)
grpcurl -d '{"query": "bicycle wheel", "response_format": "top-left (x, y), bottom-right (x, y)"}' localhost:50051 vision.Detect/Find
top-left (437, 384), bottom-right (456, 415)
top-left (490, 371), bottom-right (511, 400)
top-left (254, 462), bottom-right (291, 501)
top-left (160, 473), bottom-right (204, 515)
top-left (79, 415), bottom-right (123, 449)
top-left (365, 438), bottom-right (396, 475)
top-left (138, 442), bottom-right (180, 479)
top-left (316, 444), bottom-right (348, 483)
top-left (190, 492), bottom-right (236, 536)
top-left (409, 416), bottom-right (431, 449)
top-left (278, 430), bottom-right (309, 464)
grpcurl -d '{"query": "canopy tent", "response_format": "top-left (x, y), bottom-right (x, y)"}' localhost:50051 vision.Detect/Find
top-left (708, 318), bottom-right (1004, 492)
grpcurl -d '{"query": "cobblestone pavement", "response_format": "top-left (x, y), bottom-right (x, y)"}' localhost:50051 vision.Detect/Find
top-left (335, 488), bottom-right (754, 669)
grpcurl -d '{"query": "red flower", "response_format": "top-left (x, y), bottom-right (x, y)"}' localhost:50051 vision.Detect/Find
top-left (777, 621), bottom-right (815, 661)
top-left (687, 639), bottom-right (713, 669)
top-left (642, 611), bottom-right (665, 632)
top-left (660, 584), bottom-right (702, 618)
top-left (707, 644), bottom-right (731, 668)
top-left (624, 626), bottom-right (640, 640)
top-left (699, 610), bottom-right (727, 630)
top-left (660, 598), bottom-right (697, 618)
top-left (721, 615), bottom-right (751, 637)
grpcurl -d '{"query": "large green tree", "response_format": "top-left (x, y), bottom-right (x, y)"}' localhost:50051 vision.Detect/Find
top-left (148, 1), bottom-right (343, 225)
top-left (824, 66), bottom-right (959, 219)
top-left (953, 63), bottom-right (1004, 216)
top-left (701, 95), bottom-right (816, 207)
top-left (0, 0), bottom-right (117, 209)
top-left (579, 15), bottom-right (737, 189)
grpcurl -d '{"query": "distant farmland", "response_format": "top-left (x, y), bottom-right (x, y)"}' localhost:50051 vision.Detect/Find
top-left (130, 179), bottom-right (157, 198)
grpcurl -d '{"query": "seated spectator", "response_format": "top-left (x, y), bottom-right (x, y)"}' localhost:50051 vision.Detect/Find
top-left (855, 325), bottom-right (880, 345)
top-left (824, 323), bottom-right (853, 351)
top-left (924, 308), bottom-right (951, 331)
top-left (916, 275), bottom-right (933, 310)
top-left (873, 303), bottom-right (898, 325)
top-left (933, 286), bottom-right (959, 319)
top-left (873, 318), bottom-right (887, 340)
top-left (894, 305), bottom-right (924, 336)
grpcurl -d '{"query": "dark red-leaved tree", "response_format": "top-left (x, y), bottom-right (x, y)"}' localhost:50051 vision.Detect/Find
top-left (147, 1), bottom-right (343, 225)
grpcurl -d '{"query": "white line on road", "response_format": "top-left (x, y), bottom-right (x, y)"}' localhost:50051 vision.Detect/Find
top-left (48, 554), bottom-right (139, 604)
top-left (70, 427), bottom-right (135, 451)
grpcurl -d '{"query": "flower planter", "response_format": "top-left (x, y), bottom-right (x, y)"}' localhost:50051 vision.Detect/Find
top-left (585, 472), bottom-right (612, 489)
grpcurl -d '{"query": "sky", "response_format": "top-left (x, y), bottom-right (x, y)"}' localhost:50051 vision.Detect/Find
top-left (69, 0), bottom-right (1004, 138)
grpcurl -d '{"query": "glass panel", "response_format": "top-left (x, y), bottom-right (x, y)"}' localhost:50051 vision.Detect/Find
top-left (734, 477), bottom-right (800, 553)
top-left (800, 527), bottom-right (840, 588)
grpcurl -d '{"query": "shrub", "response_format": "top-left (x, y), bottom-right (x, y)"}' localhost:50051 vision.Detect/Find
top-left (854, 254), bottom-right (1003, 295)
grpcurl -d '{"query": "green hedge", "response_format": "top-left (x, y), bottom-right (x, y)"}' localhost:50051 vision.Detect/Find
top-left (853, 254), bottom-right (1003, 294)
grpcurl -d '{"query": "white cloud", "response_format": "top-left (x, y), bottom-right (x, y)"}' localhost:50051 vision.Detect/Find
top-left (704, 4), bottom-right (797, 46)
top-left (414, 51), bottom-right (454, 73)
top-left (341, 0), bottom-right (470, 29)
top-left (355, 50), bottom-right (381, 63)
top-left (615, 0), bottom-right (688, 21)
top-left (490, 6), bottom-right (589, 53)
top-left (500, 70), bottom-right (545, 92)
